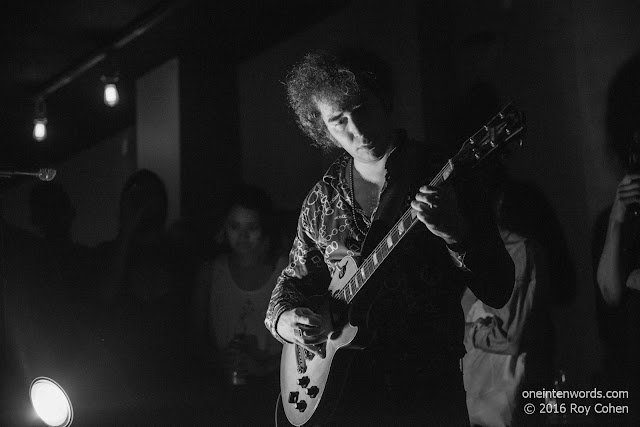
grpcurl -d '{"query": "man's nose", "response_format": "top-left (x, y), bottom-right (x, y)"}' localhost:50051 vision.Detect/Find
top-left (348, 115), bottom-right (364, 139)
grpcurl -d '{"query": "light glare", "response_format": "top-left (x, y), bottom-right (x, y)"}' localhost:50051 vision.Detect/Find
top-left (30, 377), bottom-right (73, 427)
top-left (104, 83), bottom-right (119, 107)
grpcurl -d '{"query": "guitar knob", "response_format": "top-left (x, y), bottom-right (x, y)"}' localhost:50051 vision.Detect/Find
top-left (306, 386), bottom-right (319, 398)
top-left (295, 400), bottom-right (307, 412)
top-left (297, 376), bottom-right (310, 388)
top-left (288, 391), bottom-right (299, 403)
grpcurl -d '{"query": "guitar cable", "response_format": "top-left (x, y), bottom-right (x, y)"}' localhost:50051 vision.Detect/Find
top-left (274, 392), bottom-right (282, 427)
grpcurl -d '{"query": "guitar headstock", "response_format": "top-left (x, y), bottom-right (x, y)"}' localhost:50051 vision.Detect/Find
top-left (454, 103), bottom-right (525, 168)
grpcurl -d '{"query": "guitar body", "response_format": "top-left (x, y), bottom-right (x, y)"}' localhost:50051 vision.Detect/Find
top-left (279, 256), bottom-right (366, 426)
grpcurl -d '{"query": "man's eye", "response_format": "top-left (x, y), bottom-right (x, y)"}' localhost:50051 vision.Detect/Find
top-left (336, 117), bottom-right (347, 128)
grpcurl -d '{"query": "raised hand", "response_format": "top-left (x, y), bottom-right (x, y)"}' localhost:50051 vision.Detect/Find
top-left (610, 174), bottom-right (640, 224)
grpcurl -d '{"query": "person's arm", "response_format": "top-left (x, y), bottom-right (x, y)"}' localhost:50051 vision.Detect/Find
top-left (597, 174), bottom-right (640, 307)
top-left (413, 179), bottom-right (514, 309)
top-left (265, 188), bottom-right (333, 356)
top-left (597, 218), bottom-right (627, 306)
top-left (465, 237), bottom-right (547, 355)
top-left (96, 198), bottom-right (157, 304)
top-left (448, 225), bottom-right (515, 309)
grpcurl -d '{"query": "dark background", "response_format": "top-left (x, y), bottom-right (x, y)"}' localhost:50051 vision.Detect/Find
top-left (1, 0), bottom-right (639, 425)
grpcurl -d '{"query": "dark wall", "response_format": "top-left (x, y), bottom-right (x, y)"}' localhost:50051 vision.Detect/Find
top-left (180, 51), bottom-right (241, 242)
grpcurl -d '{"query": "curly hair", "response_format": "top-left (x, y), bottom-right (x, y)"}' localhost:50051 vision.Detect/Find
top-left (286, 49), bottom-right (393, 150)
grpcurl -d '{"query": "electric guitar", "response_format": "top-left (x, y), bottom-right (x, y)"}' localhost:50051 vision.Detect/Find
top-left (279, 104), bottom-right (525, 426)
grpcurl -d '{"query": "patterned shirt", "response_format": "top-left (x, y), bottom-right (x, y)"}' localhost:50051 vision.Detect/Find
top-left (265, 133), bottom-right (514, 371)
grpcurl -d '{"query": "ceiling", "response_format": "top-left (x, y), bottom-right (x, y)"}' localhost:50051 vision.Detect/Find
top-left (1, 0), bottom-right (348, 172)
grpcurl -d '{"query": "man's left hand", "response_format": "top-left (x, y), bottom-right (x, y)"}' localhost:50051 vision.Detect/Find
top-left (411, 184), bottom-right (469, 245)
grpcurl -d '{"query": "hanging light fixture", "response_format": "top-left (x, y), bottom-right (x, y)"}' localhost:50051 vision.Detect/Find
top-left (101, 72), bottom-right (120, 107)
top-left (33, 97), bottom-right (48, 141)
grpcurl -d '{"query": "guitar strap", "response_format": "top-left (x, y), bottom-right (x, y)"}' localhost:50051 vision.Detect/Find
top-left (370, 139), bottom-right (421, 230)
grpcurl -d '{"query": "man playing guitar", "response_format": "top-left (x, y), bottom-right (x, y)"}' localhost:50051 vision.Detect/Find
top-left (265, 49), bottom-right (515, 425)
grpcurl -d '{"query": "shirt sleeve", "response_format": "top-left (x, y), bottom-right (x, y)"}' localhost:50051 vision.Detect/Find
top-left (264, 192), bottom-right (331, 344)
top-left (466, 237), bottom-right (548, 355)
top-left (449, 177), bottom-right (515, 309)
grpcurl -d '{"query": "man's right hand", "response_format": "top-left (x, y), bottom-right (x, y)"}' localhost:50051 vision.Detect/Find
top-left (277, 307), bottom-right (332, 358)
top-left (610, 174), bottom-right (640, 224)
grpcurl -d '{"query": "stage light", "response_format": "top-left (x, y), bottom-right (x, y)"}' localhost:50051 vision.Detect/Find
top-left (101, 74), bottom-right (120, 107)
top-left (33, 98), bottom-right (48, 141)
top-left (29, 377), bottom-right (73, 427)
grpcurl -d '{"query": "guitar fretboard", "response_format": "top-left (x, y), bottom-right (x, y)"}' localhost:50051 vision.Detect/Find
top-left (334, 162), bottom-right (451, 304)
top-left (333, 104), bottom-right (523, 304)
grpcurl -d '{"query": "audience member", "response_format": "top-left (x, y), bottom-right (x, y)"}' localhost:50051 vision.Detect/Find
top-left (93, 169), bottom-right (192, 409)
top-left (462, 168), bottom-right (554, 427)
top-left (593, 50), bottom-right (640, 425)
top-left (595, 173), bottom-right (640, 419)
top-left (29, 181), bottom-right (94, 304)
top-left (191, 184), bottom-right (287, 424)
top-left (95, 169), bottom-right (175, 303)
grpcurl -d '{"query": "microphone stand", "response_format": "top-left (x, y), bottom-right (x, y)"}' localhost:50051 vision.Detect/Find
top-left (0, 169), bottom-right (57, 182)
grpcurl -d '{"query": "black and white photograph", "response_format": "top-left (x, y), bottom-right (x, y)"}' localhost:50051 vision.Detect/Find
top-left (1, 1), bottom-right (640, 425)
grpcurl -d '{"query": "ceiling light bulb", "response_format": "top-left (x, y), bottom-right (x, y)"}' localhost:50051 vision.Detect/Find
top-left (33, 118), bottom-right (48, 141)
top-left (104, 83), bottom-right (119, 107)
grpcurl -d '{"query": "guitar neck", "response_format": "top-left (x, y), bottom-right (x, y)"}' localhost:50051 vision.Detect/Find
top-left (333, 103), bottom-right (524, 305)
top-left (336, 162), bottom-right (452, 304)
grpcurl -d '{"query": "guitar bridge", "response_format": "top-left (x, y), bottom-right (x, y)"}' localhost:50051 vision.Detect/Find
top-left (295, 345), bottom-right (307, 374)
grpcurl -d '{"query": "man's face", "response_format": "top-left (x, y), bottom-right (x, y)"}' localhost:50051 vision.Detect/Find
top-left (315, 90), bottom-right (394, 163)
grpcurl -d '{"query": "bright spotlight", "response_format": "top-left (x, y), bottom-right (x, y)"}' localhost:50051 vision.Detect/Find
top-left (29, 377), bottom-right (73, 427)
